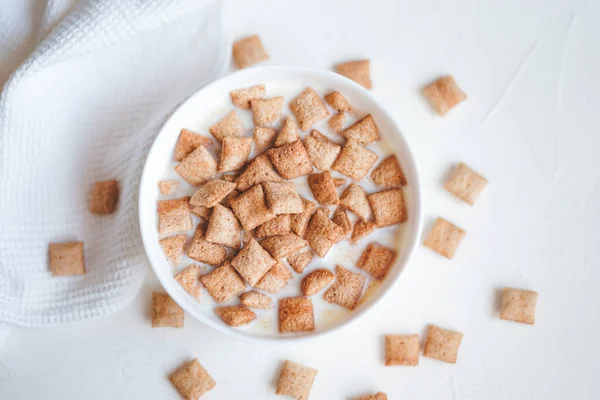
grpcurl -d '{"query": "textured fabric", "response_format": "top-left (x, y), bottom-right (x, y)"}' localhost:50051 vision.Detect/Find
top-left (0, 0), bottom-right (231, 332)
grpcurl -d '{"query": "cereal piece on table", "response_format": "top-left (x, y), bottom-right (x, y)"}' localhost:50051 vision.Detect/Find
top-left (187, 225), bottom-right (228, 266)
top-left (190, 179), bottom-right (236, 208)
top-left (308, 170), bottom-right (339, 206)
top-left (48, 241), bottom-right (85, 276)
top-left (209, 111), bottom-right (243, 143)
top-left (175, 146), bottom-right (217, 186)
top-left (190, 205), bottom-right (211, 221)
top-left (255, 261), bottom-right (293, 293)
top-left (357, 243), bottom-right (396, 280)
top-left (324, 91), bottom-right (353, 113)
top-left (288, 250), bottom-right (313, 274)
top-left (159, 234), bottom-right (187, 265)
top-left (220, 188), bottom-right (241, 208)
top-left (289, 87), bottom-right (330, 131)
top-left (290, 197), bottom-right (317, 237)
top-left (336, 59), bottom-right (372, 89)
top-left (368, 188), bottom-right (407, 227)
top-left (422, 76), bottom-right (466, 115)
top-left (89, 180), bottom-right (119, 215)
top-left (251, 97), bottom-right (285, 126)
top-left (174, 128), bottom-right (212, 161)
top-left (351, 220), bottom-right (376, 244)
top-left (152, 292), bottom-right (183, 328)
top-left (331, 207), bottom-right (352, 239)
top-left (232, 34), bottom-right (269, 69)
top-left (385, 334), bottom-right (419, 366)
top-left (278, 297), bottom-right (315, 333)
top-left (303, 130), bottom-right (342, 171)
top-left (170, 359), bottom-right (216, 400)
top-left (423, 325), bottom-right (463, 364)
top-left (219, 137), bottom-right (253, 173)
top-left (158, 180), bottom-right (179, 195)
top-left (340, 184), bottom-right (372, 222)
top-left (200, 262), bottom-right (246, 302)
top-left (276, 360), bottom-right (318, 400)
top-left (256, 214), bottom-right (291, 238)
top-left (230, 84), bottom-right (266, 109)
top-left (301, 269), bottom-right (335, 296)
top-left (158, 197), bottom-right (192, 235)
top-left (332, 140), bottom-right (378, 180)
top-left (500, 288), bottom-right (538, 325)
top-left (333, 177), bottom-right (346, 187)
top-left (253, 126), bottom-right (278, 153)
top-left (275, 116), bottom-right (300, 147)
top-left (262, 181), bottom-right (304, 214)
top-left (206, 204), bottom-right (242, 249)
top-left (261, 233), bottom-right (308, 260)
top-left (304, 208), bottom-right (344, 257)
top-left (216, 305), bottom-right (256, 326)
top-left (240, 291), bottom-right (273, 309)
top-left (354, 392), bottom-right (388, 400)
top-left (267, 140), bottom-right (313, 179)
top-left (324, 265), bottom-right (366, 310)
top-left (371, 155), bottom-right (406, 187)
top-left (175, 265), bottom-right (202, 299)
top-left (235, 154), bottom-right (282, 191)
top-left (340, 114), bottom-right (379, 145)
top-left (423, 217), bottom-right (465, 259)
top-left (329, 112), bottom-right (346, 133)
top-left (444, 162), bottom-right (488, 205)
top-left (231, 237), bottom-right (276, 285)
top-left (230, 184), bottom-right (276, 231)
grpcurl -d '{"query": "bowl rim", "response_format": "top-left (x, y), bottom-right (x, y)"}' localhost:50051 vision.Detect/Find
top-left (138, 64), bottom-right (423, 344)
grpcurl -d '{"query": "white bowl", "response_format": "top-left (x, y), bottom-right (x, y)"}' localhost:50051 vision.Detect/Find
top-left (139, 65), bottom-right (423, 343)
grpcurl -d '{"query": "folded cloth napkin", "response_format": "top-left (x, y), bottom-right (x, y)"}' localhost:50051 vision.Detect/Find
top-left (0, 0), bottom-right (231, 341)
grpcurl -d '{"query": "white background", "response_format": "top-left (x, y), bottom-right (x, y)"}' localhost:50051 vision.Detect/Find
top-left (2, 0), bottom-right (600, 399)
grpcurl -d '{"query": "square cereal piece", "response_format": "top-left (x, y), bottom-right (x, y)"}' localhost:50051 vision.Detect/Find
top-left (175, 265), bottom-right (202, 299)
top-left (152, 292), bottom-right (183, 328)
top-left (289, 88), bottom-right (330, 131)
top-left (187, 225), bottom-right (228, 266)
top-left (385, 334), bottom-right (420, 366)
top-left (332, 140), bottom-right (378, 180)
top-left (275, 116), bottom-right (299, 147)
top-left (423, 217), bottom-right (465, 259)
top-left (232, 34), bottom-right (269, 69)
top-left (256, 214), bottom-right (291, 238)
top-left (89, 180), bottom-right (119, 215)
top-left (253, 126), bottom-right (278, 153)
top-left (190, 179), bottom-right (236, 208)
top-left (278, 297), bottom-right (315, 333)
top-left (206, 204), bottom-right (242, 249)
top-left (368, 188), bottom-right (407, 227)
top-left (262, 181), bottom-right (304, 214)
top-left (304, 208), bottom-right (344, 257)
top-left (158, 197), bottom-right (193, 235)
top-left (333, 177), bottom-right (346, 187)
top-left (371, 155), bottom-right (407, 187)
top-left (331, 208), bottom-right (352, 240)
top-left (159, 234), bottom-right (187, 265)
top-left (190, 204), bottom-right (211, 221)
top-left (276, 360), bottom-right (318, 400)
top-left (170, 359), bottom-right (216, 400)
top-left (240, 291), bottom-right (273, 309)
top-left (255, 261), bottom-right (293, 293)
top-left (335, 59), bottom-right (372, 89)
top-left (48, 241), bottom-right (85, 276)
top-left (357, 243), bottom-right (396, 280)
top-left (216, 305), bottom-right (257, 326)
top-left (328, 112), bottom-right (346, 133)
top-left (267, 140), bottom-right (313, 179)
top-left (324, 265), bottom-right (366, 310)
top-left (303, 130), bottom-right (342, 171)
top-left (219, 137), bottom-right (253, 172)
top-left (444, 162), bottom-right (488, 205)
top-left (251, 97), bottom-right (285, 126)
top-left (200, 262), bottom-right (246, 302)
top-left (324, 91), bottom-right (353, 113)
top-left (354, 392), bottom-right (388, 400)
top-left (340, 114), bottom-right (379, 145)
top-left (308, 171), bottom-right (339, 206)
top-left (301, 268), bottom-right (335, 296)
top-left (174, 128), bottom-right (212, 161)
top-left (230, 184), bottom-right (276, 231)
top-left (351, 220), bottom-right (376, 244)
top-left (158, 180), bottom-right (179, 195)
top-left (340, 184), bottom-right (372, 222)
top-left (422, 76), bottom-right (466, 115)
top-left (288, 250), bottom-right (313, 274)
top-left (175, 146), bottom-right (217, 186)
top-left (261, 233), bottom-right (308, 260)
top-left (209, 111), bottom-right (243, 143)
top-left (290, 197), bottom-right (317, 237)
top-left (231, 237), bottom-right (276, 285)
top-left (500, 288), bottom-right (538, 325)
top-left (423, 325), bottom-right (464, 364)
top-left (230, 84), bottom-right (266, 109)
top-left (235, 154), bottom-right (282, 191)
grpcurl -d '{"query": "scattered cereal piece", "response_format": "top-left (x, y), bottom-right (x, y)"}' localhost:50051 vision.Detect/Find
top-left (170, 359), bottom-right (216, 400)
top-left (350, 220), bottom-right (376, 244)
top-left (422, 76), bottom-right (466, 115)
top-left (235, 154), bottom-right (282, 191)
top-left (333, 177), bottom-right (346, 187)
top-left (174, 128), bottom-right (212, 161)
top-left (253, 126), bottom-right (278, 153)
top-left (262, 181), bottom-right (304, 214)
top-left (444, 162), bottom-right (487, 205)
top-left (206, 204), bottom-right (242, 249)
top-left (240, 291), bottom-right (273, 309)
top-left (340, 115), bottom-right (379, 145)
top-left (158, 197), bottom-right (193, 235)
top-left (251, 97), bottom-right (285, 126)
top-left (324, 91), bottom-right (353, 113)
top-left (324, 265), bottom-right (366, 310)
top-left (268, 140), bottom-right (313, 179)
top-left (303, 130), bottom-right (342, 171)
top-left (174, 265), bottom-right (202, 299)
top-left (368, 188), bottom-right (407, 227)
top-left (216, 305), bottom-right (257, 326)
top-left (232, 35), bottom-right (269, 69)
top-left (328, 112), bottom-right (346, 133)
top-left (209, 111), bottom-right (243, 143)
top-left (230, 184), bottom-right (276, 231)
top-left (385, 334), bottom-right (419, 366)
top-left (500, 288), bottom-right (538, 325)
top-left (354, 392), bottom-right (388, 400)
top-left (336, 59), bottom-right (372, 89)
top-left (331, 207), bottom-right (352, 239)
top-left (288, 250), bottom-right (313, 274)
top-left (256, 214), bottom-right (291, 238)
top-left (200, 262), bottom-right (246, 302)
top-left (255, 261), bottom-right (293, 293)
top-left (290, 197), bottom-right (317, 237)
top-left (423, 217), bottom-right (465, 259)
top-left (152, 292), bottom-right (183, 328)
top-left (275, 116), bottom-right (300, 147)
top-left (187, 225), bottom-right (228, 266)
top-left (301, 268), bottom-right (335, 296)
top-left (276, 360), bottom-right (318, 400)
top-left (304, 208), bottom-right (344, 257)
top-left (159, 234), bottom-right (187, 265)
top-left (89, 180), bottom-right (119, 215)
top-left (48, 241), bottom-right (85, 276)
top-left (332, 140), bottom-right (378, 180)
top-left (230, 84), bottom-right (266, 109)
top-left (289, 88), bottom-right (330, 131)
top-left (220, 188), bottom-right (241, 208)
top-left (190, 205), bottom-right (211, 221)
top-left (423, 325), bottom-right (463, 364)
top-left (190, 179), bottom-right (236, 208)
top-left (308, 170), bottom-right (339, 206)
top-left (278, 297), bottom-right (315, 333)
top-left (261, 233), bottom-right (308, 260)
top-left (231, 237), bottom-right (276, 285)
top-left (219, 137), bottom-right (253, 172)
top-left (371, 155), bottom-right (406, 187)
top-left (340, 184), bottom-right (372, 222)
top-left (158, 180), bottom-right (179, 195)
top-left (175, 146), bottom-right (218, 186)
top-left (357, 243), bottom-right (396, 280)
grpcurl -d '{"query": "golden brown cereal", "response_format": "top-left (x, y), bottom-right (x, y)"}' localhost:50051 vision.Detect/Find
top-left (422, 76), bottom-right (466, 115)
top-left (268, 140), bottom-right (313, 179)
top-left (219, 137), bottom-right (253, 172)
top-left (336, 59), bottom-right (372, 89)
top-left (230, 84), bottom-right (266, 109)
top-left (340, 184), bottom-right (372, 222)
top-left (200, 262), bottom-right (246, 302)
top-left (174, 128), bottom-right (212, 161)
top-left (385, 334), bottom-right (419, 366)
top-left (371, 155), bottom-right (407, 187)
top-left (289, 87), bottom-right (330, 131)
top-left (186, 224), bottom-right (228, 266)
top-left (255, 214), bottom-right (291, 238)
top-left (333, 177), bottom-right (346, 187)
top-left (423, 217), bottom-right (465, 259)
top-left (303, 130), bottom-right (342, 171)
top-left (255, 261), bottom-right (293, 293)
top-left (231, 237), bottom-right (276, 285)
top-left (222, 174), bottom-right (238, 183)
top-left (357, 243), bottom-right (396, 280)
top-left (209, 111), bottom-right (243, 143)
top-left (331, 207), bottom-right (352, 240)
top-left (261, 233), bottom-right (308, 260)
top-left (444, 162), bottom-right (488, 205)
top-left (304, 208), bottom-right (344, 257)
top-left (500, 288), bottom-right (538, 325)
top-left (175, 146), bottom-right (217, 186)
top-left (159, 234), bottom-right (187, 265)
top-left (278, 297), bottom-right (315, 333)
top-left (340, 115), bottom-right (379, 145)
top-left (89, 180), bottom-right (119, 215)
top-left (157, 197), bottom-right (193, 235)
top-left (205, 204), bottom-right (242, 248)
top-left (328, 112), bottom-right (346, 133)
top-left (170, 359), bottom-right (216, 400)
top-left (240, 291), bottom-right (273, 309)
top-left (290, 197), bottom-right (317, 237)
top-left (232, 35), bottom-right (269, 69)
top-left (190, 179), bottom-right (236, 208)
top-left (423, 325), bottom-right (463, 364)
top-left (174, 265), bottom-right (202, 299)
top-left (332, 140), bottom-right (378, 180)
top-left (324, 265), bottom-right (366, 310)
top-left (354, 392), bottom-right (388, 400)
top-left (253, 126), bottom-right (278, 154)
top-left (190, 204), bottom-right (211, 221)
top-left (152, 292), bottom-right (184, 328)
top-left (158, 180), bottom-right (179, 195)
top-left (48, 241), bottom-right (85, 276)
top-left (308, 170), bottom-right (339, 206)
top-left (287, 250), bottom-right (313, 274)
top-left (324, 91), bottom-right (353, 113)
top-left (216, 305), bottom-right (257, 326)
top-left (275, 116), bottom-right (300, 147)
top-left (301, 268), bottom-right (335, 296)
top-left (351, 220), bottom-right (376, 244)
top-left (368, 188), bottom-right (407, 227)
top-left (230, 184), bottom-right (276, 231)
top-left (251, 97), bottom-right (285, 126)
top-left (262, 181), bottom-right (304, 214)
top-left (219, 188), bottom-right (241, 208)
top-left (276, 360), bottom-right (318, 400)
top-left (235, 154), bottom-right (282, 191)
